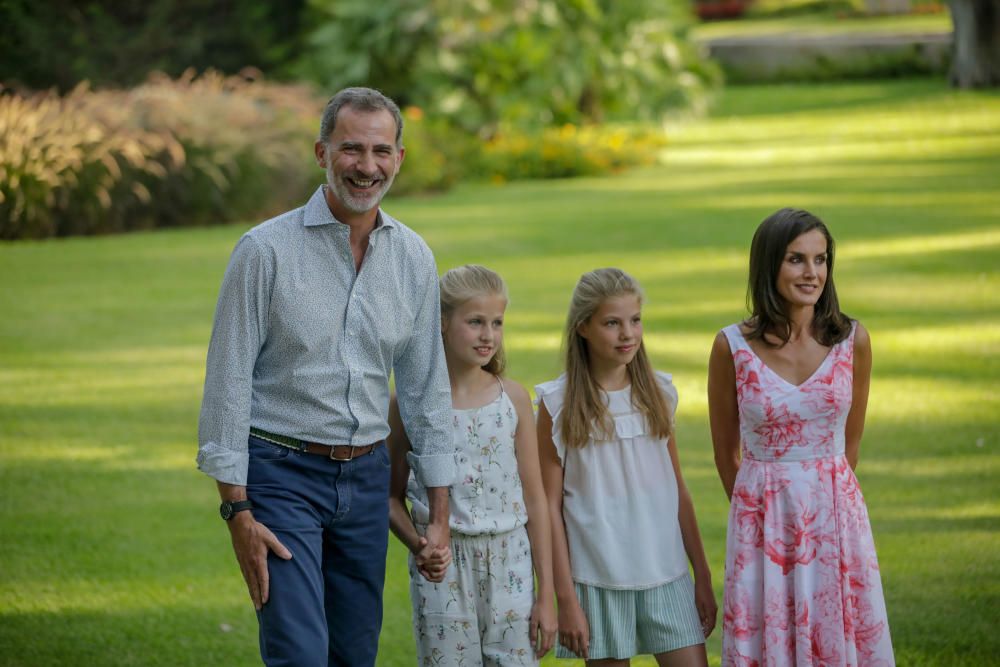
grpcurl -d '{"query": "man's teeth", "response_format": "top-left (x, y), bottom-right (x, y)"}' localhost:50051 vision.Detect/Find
top-left (351, 178), bottom-right (375, 187)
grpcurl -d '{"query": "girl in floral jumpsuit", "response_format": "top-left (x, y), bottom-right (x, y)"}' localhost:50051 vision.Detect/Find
top-left (388, 264), bottom-right (556, 666)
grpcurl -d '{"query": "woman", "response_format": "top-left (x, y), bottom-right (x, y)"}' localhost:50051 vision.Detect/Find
top-left (708, 209), bottom-right (894, 666)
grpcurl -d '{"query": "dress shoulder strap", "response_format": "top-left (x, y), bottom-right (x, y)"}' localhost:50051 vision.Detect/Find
top-left (721, 323), bottom-right (748, 353)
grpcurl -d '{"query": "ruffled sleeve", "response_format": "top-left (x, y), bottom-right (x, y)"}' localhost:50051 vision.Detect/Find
top-left (654, 370), bottom-right (679, 416)
top-left (534, 375), bottom-right (568, 465)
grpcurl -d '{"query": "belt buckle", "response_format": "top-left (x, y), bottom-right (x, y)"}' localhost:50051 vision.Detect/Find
top-left (329, 445), bottom-right (354, 462)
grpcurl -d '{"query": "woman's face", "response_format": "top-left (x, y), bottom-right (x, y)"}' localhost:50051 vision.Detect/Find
top-left (776, 228), bottom-right (828, 309)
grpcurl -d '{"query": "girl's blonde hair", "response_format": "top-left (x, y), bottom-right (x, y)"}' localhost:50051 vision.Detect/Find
top-left (439, 264), bottom-right (508, 376)
top-left (560, 268), bottom-right (673, 448)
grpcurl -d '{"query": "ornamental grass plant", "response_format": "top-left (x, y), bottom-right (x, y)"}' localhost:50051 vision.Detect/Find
top-left (0, 70), bottom-right (319, 240)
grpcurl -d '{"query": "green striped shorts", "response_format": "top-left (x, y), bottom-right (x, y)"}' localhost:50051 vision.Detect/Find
top-left (556, 573), bottom-right (705, 660)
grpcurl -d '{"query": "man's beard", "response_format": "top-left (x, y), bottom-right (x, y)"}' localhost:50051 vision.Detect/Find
top-left (326, 163), bottom-right (397, 215)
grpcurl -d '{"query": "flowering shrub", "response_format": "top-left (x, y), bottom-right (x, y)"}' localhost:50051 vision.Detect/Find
top-left (476, 124), bottom-right (668, 182)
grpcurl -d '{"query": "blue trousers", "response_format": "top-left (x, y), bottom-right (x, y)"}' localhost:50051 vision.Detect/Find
top-left (246, 435), bottom-right (390, 667)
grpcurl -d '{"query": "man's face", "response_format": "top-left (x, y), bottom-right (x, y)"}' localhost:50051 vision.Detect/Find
top-left (316, 107), bottom-right (404, 215)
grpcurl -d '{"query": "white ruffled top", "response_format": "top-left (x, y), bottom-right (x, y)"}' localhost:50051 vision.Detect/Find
top-left (535, 371), bottom-right (689, 589)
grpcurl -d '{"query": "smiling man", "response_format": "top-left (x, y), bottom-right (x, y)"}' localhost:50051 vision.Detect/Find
top-left (197, 87), bottom-right (454, 667)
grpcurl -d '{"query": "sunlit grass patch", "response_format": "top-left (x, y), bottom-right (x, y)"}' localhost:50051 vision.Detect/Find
top-left (1, 79), bottom-right (998, 666)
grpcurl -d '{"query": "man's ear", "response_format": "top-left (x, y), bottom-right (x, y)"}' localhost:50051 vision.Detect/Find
top-left (314, 141), bottom-right (327, 168)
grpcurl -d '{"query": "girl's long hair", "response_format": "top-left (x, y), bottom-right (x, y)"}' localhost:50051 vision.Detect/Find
top-left (560, 268), bottom-right (673, 449)
top-left (439, 264), bottom-right (508, 376)
top-left (745, 208), bottom-right (852, 347)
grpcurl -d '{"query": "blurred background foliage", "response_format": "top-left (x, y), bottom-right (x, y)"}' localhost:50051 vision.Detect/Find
top-left (1, 0), bottom-right (717, 239)
top-left (296, 0), bottom-right (719, 135)
top-left (0, 0), bottom-right (308, 91)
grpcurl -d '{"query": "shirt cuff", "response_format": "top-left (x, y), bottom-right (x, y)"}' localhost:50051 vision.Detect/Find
top-left (196, 442), bottom-right (249, 486)
top-left (407, 450), bottom-right (456, 489)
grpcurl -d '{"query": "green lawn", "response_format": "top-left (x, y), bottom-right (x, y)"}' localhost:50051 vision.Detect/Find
top-left (691, 4), bottom-right (951, 41)
top-left (1, 78), bottom-right (998, 666)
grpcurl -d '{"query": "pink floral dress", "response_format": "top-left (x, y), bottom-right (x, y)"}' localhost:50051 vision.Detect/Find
top-left (721, 323), bottom-right (894, 667)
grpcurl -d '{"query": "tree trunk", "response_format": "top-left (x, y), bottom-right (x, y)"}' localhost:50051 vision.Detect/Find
top-left (949, 0), bottom-right (1000, 88)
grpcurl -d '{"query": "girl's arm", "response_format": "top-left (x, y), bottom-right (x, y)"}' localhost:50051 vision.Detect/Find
top-left (537, 401), bottom-right (589, 661)
top-left (845, 322), bottom-right (872, 470)
top-left (387, 396), bottom-right (451, 582)
top-left (667, 434), bottom-right (718, 638)
top-left (708, 331), bottom-right (741, 499)
top-left (505, 380), bottom-right (557, 657)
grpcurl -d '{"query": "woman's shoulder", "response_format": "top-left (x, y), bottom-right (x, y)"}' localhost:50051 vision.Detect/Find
top-left (850, 319), bottom-right (870, 352)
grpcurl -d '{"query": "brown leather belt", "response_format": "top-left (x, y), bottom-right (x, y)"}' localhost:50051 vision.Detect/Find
top-left (250, 427), bottom-right (381, 462)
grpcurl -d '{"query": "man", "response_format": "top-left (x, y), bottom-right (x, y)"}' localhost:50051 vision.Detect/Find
top-left (197, 87), bottom-right (454, 667)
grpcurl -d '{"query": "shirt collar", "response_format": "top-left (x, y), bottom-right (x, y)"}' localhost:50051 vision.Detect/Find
top-left (302, 185), bottom-right (398, 231)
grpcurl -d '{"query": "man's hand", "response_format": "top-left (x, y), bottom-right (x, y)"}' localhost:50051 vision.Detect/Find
top-left (227, 512), bottom-right (292, 610)
top-left (416, 520), bottom-right (452, 581)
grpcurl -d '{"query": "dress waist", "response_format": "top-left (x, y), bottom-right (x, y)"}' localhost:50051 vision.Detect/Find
top-left (743, 450), bottom-right (845, 463)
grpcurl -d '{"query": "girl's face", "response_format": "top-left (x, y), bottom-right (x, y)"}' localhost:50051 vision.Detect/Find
top-left (577, 294), bottom-right (643, 368)
top-left (776, 228), bottom-right (828, 309)
top-left (442, 294), bottom-right (507, 369)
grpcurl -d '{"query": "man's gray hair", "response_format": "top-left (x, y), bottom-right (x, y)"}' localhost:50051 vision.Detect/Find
top-left (318, 87), bottom-right (404, 148)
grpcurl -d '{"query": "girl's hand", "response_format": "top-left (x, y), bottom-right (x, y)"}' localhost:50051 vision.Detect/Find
top-left (694, 576), bottom-right (718, 637)
top-left (414, 536), bottom-right (452, 582)
top-left (557, 598), bottom-right (590, 660)
top-left (529, 595), bottom-right (557, 657)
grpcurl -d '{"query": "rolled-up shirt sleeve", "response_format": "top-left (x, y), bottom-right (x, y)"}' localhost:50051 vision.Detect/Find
top-left (395, 252), bottom-right (455, 489)
top-left (196, 234), bottom-right (271, 485)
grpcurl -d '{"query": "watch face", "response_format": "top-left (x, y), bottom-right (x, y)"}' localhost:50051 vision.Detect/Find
top-left (220, 502), bottom-right (233, 520)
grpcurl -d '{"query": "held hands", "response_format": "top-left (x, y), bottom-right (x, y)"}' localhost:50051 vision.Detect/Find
top-left (415, 521), bottom-right (452, 582)
top-left (227, 512), bottom-right (292, 610)
top-left (557, 598), bottom-right (590, 660)
top-left (529, 595), bottom-right (557, 658)
top-left (694, 575), bottom-right (718, 638)
top-left (413, 535), bottom-right (452, 582)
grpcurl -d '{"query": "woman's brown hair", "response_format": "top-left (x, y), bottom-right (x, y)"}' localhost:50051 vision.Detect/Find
top-left (745, 208), bottom-right (852, 347)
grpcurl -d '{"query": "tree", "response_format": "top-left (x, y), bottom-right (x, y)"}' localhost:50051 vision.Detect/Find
top-left (948, 0), bottom-right (1000, 88)
top-left (296, 0), bottom-right (719, 136)
top-left (0, 0), bottom-right (307, 91)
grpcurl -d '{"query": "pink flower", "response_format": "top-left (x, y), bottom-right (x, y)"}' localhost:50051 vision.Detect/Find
top-left (753, 402), bottom-right (806, 458)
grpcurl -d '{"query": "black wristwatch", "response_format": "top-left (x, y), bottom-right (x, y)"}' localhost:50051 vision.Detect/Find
top-left (220, 499), bottom-right (253, 521)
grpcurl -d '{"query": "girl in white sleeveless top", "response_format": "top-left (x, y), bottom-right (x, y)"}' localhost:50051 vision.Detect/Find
top-left (388, 265), bottom-right (556, 665)
top-left (537, 268), bottom-right (716, 666)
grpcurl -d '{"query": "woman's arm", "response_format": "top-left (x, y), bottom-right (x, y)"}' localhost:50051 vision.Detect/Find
top-left (537, 401), bottom-right (589, 661)
top-left (667, 435), bottom-right (718, 637)
top-left (845, 323), bottom-right (872, 470)
top-left (708, 331), bottom-right (741, 500)
top-left (387, 395), bottom-right (450, 581)
top-left (506, 380), bottom-right (556, 657)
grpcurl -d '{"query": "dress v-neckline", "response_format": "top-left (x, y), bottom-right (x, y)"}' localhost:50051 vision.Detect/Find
top-left (737, 329), bottom-right (836, 389)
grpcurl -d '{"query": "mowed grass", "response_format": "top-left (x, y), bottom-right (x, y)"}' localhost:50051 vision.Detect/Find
top-left (1, 79), bottom-right (997, 666)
